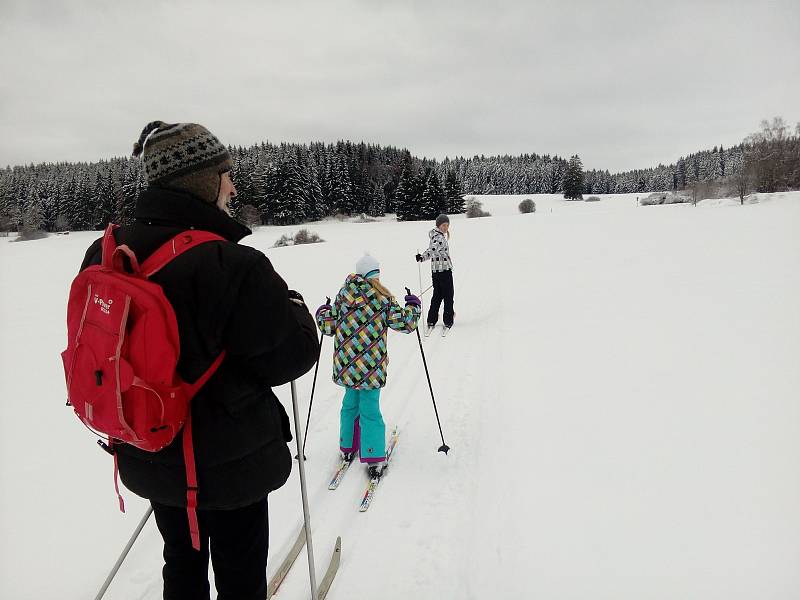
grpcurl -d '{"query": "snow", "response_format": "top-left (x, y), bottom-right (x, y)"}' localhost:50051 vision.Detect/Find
top-left (1, 192), bottom-right (799, 599)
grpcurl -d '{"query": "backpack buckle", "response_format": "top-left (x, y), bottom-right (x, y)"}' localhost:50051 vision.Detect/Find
top-left (97, 439), bottom-right (115, 455)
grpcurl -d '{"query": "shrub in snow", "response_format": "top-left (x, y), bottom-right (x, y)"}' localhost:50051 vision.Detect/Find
top-left (272, 233), bottom-right (294, 248)
top-left (354, 212), bottom-right (377, 223)
top-left (641, 192), bottom-right (667, 205)
top-left (273, 229), bottom-right (325, 248)
top-left (640, 192), bottom-right (691, 206)
top-left (518, 199), bottom-right (536, 213)
top-left (664, 193), bottom-right (691, 205)
top-left (466, 198), bottom-right (491, 218)
top-left (13, 229), bottom-right (48, 242)
top-left (585, 196), bottom-right (601, 202)
top-left (293, 228), bottom-right (324, 245)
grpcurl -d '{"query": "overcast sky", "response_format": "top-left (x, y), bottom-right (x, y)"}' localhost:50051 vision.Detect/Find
top-left (1, 0), bottom-right (798, 172)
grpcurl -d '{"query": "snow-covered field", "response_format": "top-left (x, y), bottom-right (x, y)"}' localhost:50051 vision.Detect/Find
top-left (1, 192), bottom-right (799, 599)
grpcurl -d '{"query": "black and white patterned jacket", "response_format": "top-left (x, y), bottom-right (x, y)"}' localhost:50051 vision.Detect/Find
top-left (421, 228), bottom-right (453, 272)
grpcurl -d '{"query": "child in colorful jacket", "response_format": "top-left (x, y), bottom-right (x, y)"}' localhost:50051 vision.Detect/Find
top-left (316, 254), bottom-right (421, 476)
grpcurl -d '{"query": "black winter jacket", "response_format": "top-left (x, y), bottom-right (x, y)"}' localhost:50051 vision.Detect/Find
top-left (79, 187), bottom-right (318, 509)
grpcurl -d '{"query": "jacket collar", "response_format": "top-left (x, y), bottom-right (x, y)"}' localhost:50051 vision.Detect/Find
top-left (135, 186), bottom-right (251, 243)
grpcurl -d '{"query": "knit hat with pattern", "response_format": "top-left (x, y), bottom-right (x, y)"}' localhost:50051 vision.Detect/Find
top-left (132, 121), bottom-right (233, 204)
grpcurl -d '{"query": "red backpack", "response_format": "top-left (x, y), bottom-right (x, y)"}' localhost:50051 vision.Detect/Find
top-left (62, 224), bottom-right (225, 550)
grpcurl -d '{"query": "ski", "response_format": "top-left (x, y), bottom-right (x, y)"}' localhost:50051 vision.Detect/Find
top-left (358, 427), bottom-right (400, 512)
top-left (267, 525), bottom-right (306, 598)
top-left (317, 536), bottom-right (342, 600)
top-left (267, 526), bottom-right (343, 599)
top-left (328, 454), bottom-right (357, 490)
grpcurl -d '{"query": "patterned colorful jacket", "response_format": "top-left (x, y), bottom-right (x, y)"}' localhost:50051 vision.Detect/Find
top-left (316, 274), bottom-right (421, 390)
top-left (421, 228), bottom-right (453, 272)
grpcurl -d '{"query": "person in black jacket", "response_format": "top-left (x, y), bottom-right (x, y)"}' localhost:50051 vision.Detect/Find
top-left (79, 121), bottom-right (318, 600)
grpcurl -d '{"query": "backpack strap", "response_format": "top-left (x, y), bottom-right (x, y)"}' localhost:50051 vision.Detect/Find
top-left (183, 413), bottom-right (201, 550)
top-left (100, 223), bottom-right (143, 274)
top-left (140, 230), bottom-right (227, 279)
top-left (100, 224), bottom-right (120, 269)
top-left (181, 350), bottom-right (226, 551)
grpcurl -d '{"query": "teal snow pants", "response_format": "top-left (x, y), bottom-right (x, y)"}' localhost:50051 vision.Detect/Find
top-left (339, 387), bottom-right (385, 463)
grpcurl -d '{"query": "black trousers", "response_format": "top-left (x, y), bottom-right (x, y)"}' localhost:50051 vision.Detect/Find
top-left (427, 269), bottom-right (455, 327)
top-left (151, 497), bottom-right (269, 600)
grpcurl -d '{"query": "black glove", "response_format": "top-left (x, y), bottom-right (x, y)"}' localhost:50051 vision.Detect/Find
top-left (415, 253), bottom-right (423, 262)
top-left (288, 289), bottom-right (306, 307)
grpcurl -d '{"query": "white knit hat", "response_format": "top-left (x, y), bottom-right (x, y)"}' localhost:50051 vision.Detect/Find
top-left (356, 253), bottom-right (380, 278)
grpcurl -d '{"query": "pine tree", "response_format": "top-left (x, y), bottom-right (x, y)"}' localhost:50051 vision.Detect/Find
top-left (21, 185), bottom-right (45, 235)
top-left (676, 158), bottom-right (687, 189)
top-left (421, 170), bottom-right (446, 220)
top-left (69, 172), bottom-right (94, 230)
top-left (395, 166), bottom-right (422, 221)
top-left (443, 170), bottom-right (465, 213)
top-left (120, 166), bottom-right (142, 225)
top-left (367, 182), bottom-right (386, 217)
top-left (305, 160), bottom-right (325, 220)
top-left (563, 155), bottom-right (584, 200)
top-left (329, 155), bottom-right (355, 215)
top-left (93, 169), bottom-right (116, 229)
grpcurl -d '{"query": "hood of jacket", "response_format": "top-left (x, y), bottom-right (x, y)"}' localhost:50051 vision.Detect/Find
top-left (339, 274), bottom-right (380, 311)
top-left (430, 228), bottom-right (445, 241)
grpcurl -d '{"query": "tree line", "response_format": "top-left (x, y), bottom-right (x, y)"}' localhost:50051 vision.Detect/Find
top-left (1, 118), bottom-right (797, 234)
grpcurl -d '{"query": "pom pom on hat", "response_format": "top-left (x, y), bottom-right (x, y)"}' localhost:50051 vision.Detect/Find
top-left (356, 253), bottom-right (380, 278)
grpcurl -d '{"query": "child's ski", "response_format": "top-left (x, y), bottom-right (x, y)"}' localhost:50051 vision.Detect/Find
top-left (358, 427), bottom-right (400, 512)
top-left (328, 453), bottom-right (357, 490)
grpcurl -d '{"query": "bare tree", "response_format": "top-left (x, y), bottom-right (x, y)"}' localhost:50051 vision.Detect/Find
top-left (686, 180), bottom-right (712, 206)
top-left (745, 116), bottom-right (791, 193)
top-left (734, 152), bottom-right (757, 205)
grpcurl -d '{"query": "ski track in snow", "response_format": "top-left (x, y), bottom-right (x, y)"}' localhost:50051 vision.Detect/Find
top-left (2, 192), bottom-right (799, 599)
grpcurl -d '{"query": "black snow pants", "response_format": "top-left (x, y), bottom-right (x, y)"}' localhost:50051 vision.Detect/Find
top-left (427, 269), bottom-right (455, 327)
top-left (151, 496), bottom-right (269, 600)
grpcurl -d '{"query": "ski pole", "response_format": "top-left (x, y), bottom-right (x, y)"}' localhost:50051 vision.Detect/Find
top-left (297, 296), bottom-right (328, 460)
top-left (417, 249), bottom-right (425, 319)
top-left (94, 506), bottom-right (153, 600)
top-left (290, 380), bottom-right (319, 600)
top-left (406, 287), bottom-right (451, 455)
top-left (297, 331), bottom-right (323, 460)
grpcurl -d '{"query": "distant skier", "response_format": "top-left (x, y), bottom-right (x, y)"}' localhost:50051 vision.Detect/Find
top-left (416, 213), bottom-right (455, 334)
top-left (316, 254), bottom-right (421, 477)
